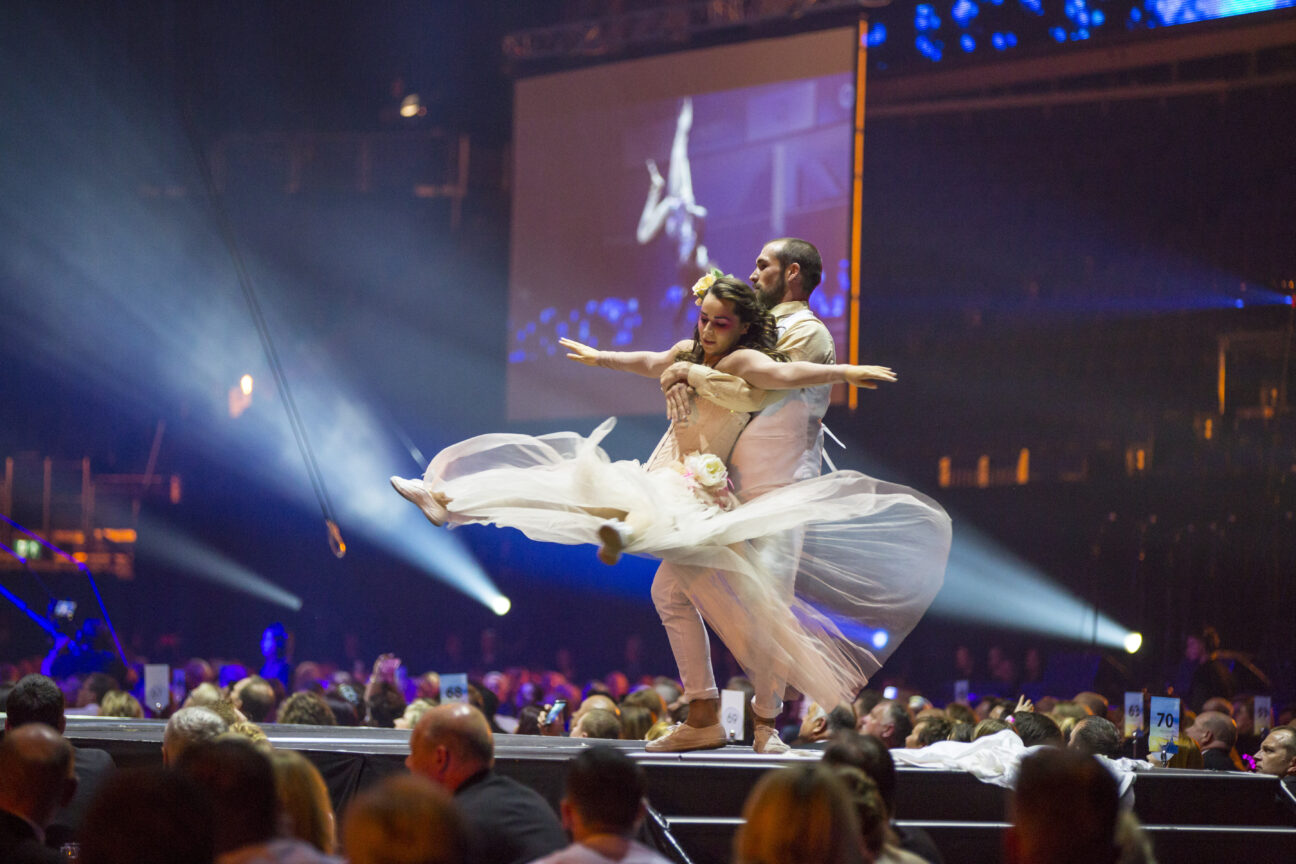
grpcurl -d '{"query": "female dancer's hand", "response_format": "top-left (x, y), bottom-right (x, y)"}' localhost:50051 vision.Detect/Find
top-left (663, 382), bottom-right (694, 425)
top-left (560, 337), bottom-right (599, 366)
top-left (843, 365), bottom-right (897, 389)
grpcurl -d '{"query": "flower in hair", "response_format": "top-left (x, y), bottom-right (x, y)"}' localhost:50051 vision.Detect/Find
top-left (691, 269), bottom-right (721, 305)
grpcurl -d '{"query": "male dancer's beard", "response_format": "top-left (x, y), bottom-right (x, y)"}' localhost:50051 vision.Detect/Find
top-left (756, 271), bottom-right (787, 308)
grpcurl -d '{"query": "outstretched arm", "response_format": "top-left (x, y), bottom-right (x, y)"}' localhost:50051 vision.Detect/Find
top-left (660, 362), bottom-right (777, 412)
top-left (714, 348), bottom-right (897, 391)
top-left (562, 337), bottom-right (694, 378)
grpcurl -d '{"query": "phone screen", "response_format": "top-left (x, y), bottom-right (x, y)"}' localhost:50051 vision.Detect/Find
top-left (545, 700), bottom-right (567, 725)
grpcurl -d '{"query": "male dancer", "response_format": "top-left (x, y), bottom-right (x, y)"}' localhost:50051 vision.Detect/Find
top-left (648, 237), bottom-right (835, 754)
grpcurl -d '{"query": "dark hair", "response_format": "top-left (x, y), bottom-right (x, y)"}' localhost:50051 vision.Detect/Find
top-left (822, 731), bottom-right (897, 817)
top-left (1011, 711), bottom-right (1063, 747)
top-left (1013, 749), bottom-right (1118, 864)
top-left (1070, 716), bottom-right (1121, 759)
top-left (827, 705), bottom-right (857, 734)
top-left (7, 674), bottom-right (65, 728)
top-left (773, 237), bottom-right (823, 293)
top-left (365, 681), bottom-right (407, 728)
top-left (515, 705), bottom-right (544, 735)
top-left (81, 767), bottom-right (215, 864)
top-left (82, 672), bottom-right (120, 704)
top-left (677, 276), bottom-right (787, 365)
top-left (884, 699), bottom-right (913, 744)
top-left (565, 746), bottom-right (645, 833)
top-left (915, 716), bottom-right (953, 747)
top-left (829, 765), bottom-right (888, 857)
top-left (175, 739), bottom-right (278, 852)
top-left (277, 691), bottom-right (337, 726)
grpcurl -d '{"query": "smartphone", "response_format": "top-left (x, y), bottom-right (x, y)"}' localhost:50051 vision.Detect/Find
top-left (544, 699), bottom-right (567, 725)
top-left (882, 686), bottom-right (898, 700)
top-left (53, 599), bottom-right (76, 619)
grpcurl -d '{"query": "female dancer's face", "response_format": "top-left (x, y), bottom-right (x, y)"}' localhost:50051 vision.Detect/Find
top-left (697, 293), bottom-right (749, 363)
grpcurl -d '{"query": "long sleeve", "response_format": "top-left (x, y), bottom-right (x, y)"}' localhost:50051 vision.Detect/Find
top-left (686, 364), bottom-right (780, 411)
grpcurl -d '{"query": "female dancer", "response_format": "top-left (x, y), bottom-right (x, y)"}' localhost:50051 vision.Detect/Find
top-left (391, 277), bottom-right (950, 715)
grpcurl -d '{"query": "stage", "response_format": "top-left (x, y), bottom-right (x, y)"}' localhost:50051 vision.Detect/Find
top-left (52, 717), bottom-right (1296, 863)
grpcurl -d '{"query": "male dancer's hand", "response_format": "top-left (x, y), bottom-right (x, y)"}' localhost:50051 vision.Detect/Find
top-left (843, 365), bottom-right (897, 389)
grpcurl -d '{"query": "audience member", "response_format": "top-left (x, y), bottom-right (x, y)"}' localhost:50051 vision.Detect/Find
top-left (1072, 692), bottom-right (1109, 719)
top-left (175, 738), bottom-right (341, 863)
top-left (259, 624), bottom-right (293, 689)
top-left (532, 746), bottom-right (672, 864)
top-left (572, 708), bottom-right (621, 740)
top-left (97, 690), bottom-right (143, 719)
top-left (733, 762), bottom-right (859, 864)
top-left (80, 767), bottom-right (214, 864)
top-left (69, 672), bottom-right (119, 715)
top-left (1184, 710), bottom-right (1239, 771)
top-left (1252, 725), bottom-right (1296, 778)
top-left (515, 705), bottom-right (544, 736)
top-left (861, 700), bottom-right (912, 749)
top-left (617, 705), bottom-right (654, 741)
top-left (407, 703), bottom-right (565, 864)
top-left (227, 721), bottom-right (271, 748)
top-left (945, 703), bottom-right (976, 727)
top-left (396, 698), bottom-right (437, 730)
top-left (906, 715), bottom-right (952, 749)
top-left (278, 692), bottom-right (337, 726)
top-left (162, 706), bottom-right (228, 766)
top-left (342, 775), bottom-right (466, 864)
top-left (799, 703), bottom-right (859, 749)
top-left (5, 674), bottom-right (115, 845)
top-left (1069, 716), bottom-right (1122, 759)
top-left (365, 680), bottom-right (407, 728)
top-left (0, 724), bottom-right (76, 864)
top-left (973, 718), bottom-right (1010, 740)
top-left (270, 750), bottom-right (336, 855)
top-left (822, 731), bottom-right (944, 864)
top-left (621, 686), bottom-right (668, 724)
top-left (1009, 712), bottom-right (1063, 748)
top-left (1004, 748), bottom-right (1118, 864)
top-left (233, 677), bottom-right (278, 724)
top-left (829, 764), bottom-right (923, 864)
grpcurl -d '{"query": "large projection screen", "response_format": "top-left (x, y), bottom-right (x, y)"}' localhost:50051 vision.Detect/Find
top-left (508, 26), bottom-right (861, 422)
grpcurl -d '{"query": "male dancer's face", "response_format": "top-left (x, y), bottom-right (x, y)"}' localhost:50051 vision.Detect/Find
top-left (750, 242), bottom-right (789, 307)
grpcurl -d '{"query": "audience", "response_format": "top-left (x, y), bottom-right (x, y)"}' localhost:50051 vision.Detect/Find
top-left (233, 677), bottom-right (278, 724)
top-left (1068, 716), bottom-right (1122, 759)
top-left (0, 724), bottom-right (76, 864)
top-left (79, 767), bottom-right (214, 864)
top-left (162, 706), bottom-right (228, 766)
top-left (1185, 710), bottom-right (1240, 771)
top-left (97, 690), bottom-right (144, 719)
top-left (270, 750), bottom-right (336, 854)
top-left (278, 692), bottom-right (337, 726)
top-left (5, 674), bottom-right (116, 845)
top-left (1008, 711), bottom-right (1064, 748)
top-left (532, 746), bottom-right (673, 864)
top-left (407, 703), bottom-right (565, 864)
top-left (860, 700), bottom-right (912, 749)
top-left (175, 738), bottom-right (341, 863)
top-left (906, 715), bottom-right (952, 749)
top-left (571, 707), bottom-right (621, 740)
top-left (1005, 748), bottom-right (1118, 864)
top-left (342, 775), bottom-right (466, 864)
top-left (733, 762), bottom-right (859, 864)
top-left (1253, 725), bottom-right (1296, 778)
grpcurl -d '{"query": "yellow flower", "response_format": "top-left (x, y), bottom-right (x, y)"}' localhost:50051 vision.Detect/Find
top-left (690, 272), bottom-right (717, 304)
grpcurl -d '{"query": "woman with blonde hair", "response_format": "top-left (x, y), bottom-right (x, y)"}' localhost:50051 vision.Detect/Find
top-left (270, 749), bottom-right (336, 854)
top-left (99, 689), bottom-right (144, 718)
top-left (734, 763), bottom-right (860, 864)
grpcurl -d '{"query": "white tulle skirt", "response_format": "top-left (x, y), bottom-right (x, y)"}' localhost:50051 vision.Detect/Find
top-left (423, 418), bottom-right (952, 709)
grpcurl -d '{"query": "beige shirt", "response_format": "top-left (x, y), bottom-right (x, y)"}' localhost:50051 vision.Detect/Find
top-left (684, 300), bottom-right (835, 500)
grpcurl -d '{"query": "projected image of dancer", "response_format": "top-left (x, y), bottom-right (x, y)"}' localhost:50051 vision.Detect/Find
top-left (637, 97), bottom-right (714, 283)
top-left (391, 243), bottom-right (950, 754)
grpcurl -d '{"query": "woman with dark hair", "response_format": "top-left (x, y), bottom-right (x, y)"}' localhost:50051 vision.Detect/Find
top-left (392, 276), bottom-right (950, 715)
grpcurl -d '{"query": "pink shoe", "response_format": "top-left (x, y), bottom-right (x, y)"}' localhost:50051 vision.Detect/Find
top-left (390, 476), bottom-right (448, 527)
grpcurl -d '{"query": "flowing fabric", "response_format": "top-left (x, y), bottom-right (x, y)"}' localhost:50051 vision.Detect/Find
top-left (423, 403), bottom-right (951, 710)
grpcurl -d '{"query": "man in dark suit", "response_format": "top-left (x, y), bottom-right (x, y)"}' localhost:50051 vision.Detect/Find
top-left (1186, 710), bottom-right (1242, 771)
top-left (0, 724), bottom-right (77, 864)
top-left (5, 674), bottom-right (116, 845)
top-left (407, 702), bottom-right (566, 864)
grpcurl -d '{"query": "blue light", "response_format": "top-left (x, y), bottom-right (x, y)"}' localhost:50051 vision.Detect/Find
top-left (872, 629), bottom-right (890, 650)
top-left (1050, 26), bottom-right (1067, 41)
top-left (539, 307), bottom-right (556, 324)
top-left (961, 33), bottom-right (976, 52)
top-left (578, 319), bottom-right (590, 340)
top-left (555, 321), bottom-right (569, 337)
top-left (993, 32), bottom-right (1005, 49)
top-left (1019, 0), bottom-right (1043, 15)
top-left (916, 35), bottom-right (944, 61)
top-left (585, 299), bottom-right (597, 314)
top-left (867, 22), bottom-right (888, 47)
top-left (1071, 27), bottom-right (1091, 40)
top-left (915, 4), bottom-right (942, 31)
top-left (1005, 31), bottom-right (1018, 46)
top-left (1235, 299), bottom-right (1245, 308)
top-left (508, 350), bottom-right (527, 363)
top-left (1130, 6), bottom-right (1142, 22)
top-left (952, 0), bottom-right (980, 27)
top-left (1092, 8), bottom-right (1106, 24)
top-left (515, 329), bottom-right (526, 342)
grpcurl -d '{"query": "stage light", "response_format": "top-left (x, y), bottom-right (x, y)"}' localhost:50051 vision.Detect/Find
top-left (399, 94), bottom-right (422, 118)
top-left (871, 629), bottom-right (890, 650)
top-left (240, 374), bottom-right (253, 396)
top-left (1124, 632), bottom-right (1143, 654)
top-left (490, 595), bottom-right (512, 616)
